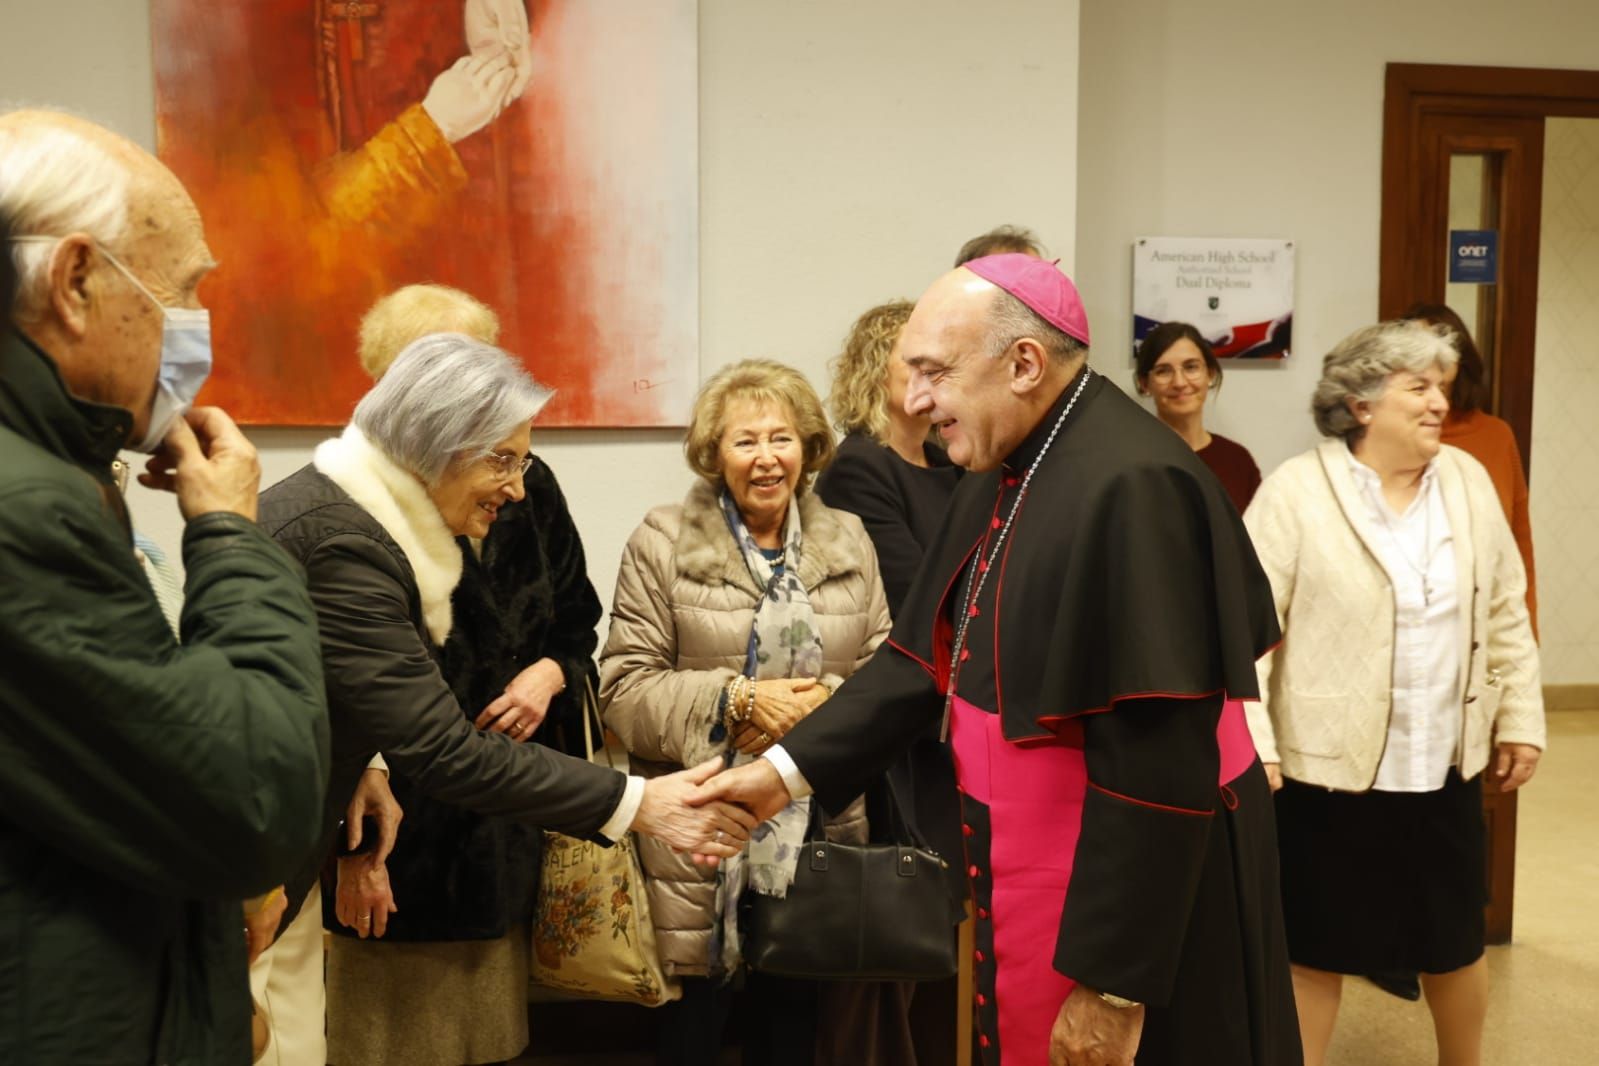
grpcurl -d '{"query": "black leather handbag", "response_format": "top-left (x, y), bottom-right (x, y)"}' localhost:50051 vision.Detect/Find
top-left (739, 784), bottom-right (964, 981)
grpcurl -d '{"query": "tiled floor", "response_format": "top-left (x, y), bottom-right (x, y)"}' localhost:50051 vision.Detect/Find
top-left (1327, 710), bottom-right (1599, 1065)
top-left (520, 711), bottom-right (1599, 1065)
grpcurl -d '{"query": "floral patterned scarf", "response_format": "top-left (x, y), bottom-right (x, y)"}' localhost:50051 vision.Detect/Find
top-left (711, 490), bottom-right (822, 979)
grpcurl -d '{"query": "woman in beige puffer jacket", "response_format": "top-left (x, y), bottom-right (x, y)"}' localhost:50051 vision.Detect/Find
top-left (599, 360), bottom-right (891, 1064)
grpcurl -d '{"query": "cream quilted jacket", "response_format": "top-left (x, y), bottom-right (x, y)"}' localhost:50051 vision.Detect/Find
top-left (598, 478), bottom-right (890, 975)
top-left (1242, 440), bottom-right (1545, 792)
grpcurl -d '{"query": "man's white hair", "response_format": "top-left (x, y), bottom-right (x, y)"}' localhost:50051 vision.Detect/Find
top-left (0, 113), bottom-right (133, 321)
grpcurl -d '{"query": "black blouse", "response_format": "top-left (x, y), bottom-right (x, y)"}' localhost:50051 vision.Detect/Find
top-left (814, 432), bottom-right (962, 615)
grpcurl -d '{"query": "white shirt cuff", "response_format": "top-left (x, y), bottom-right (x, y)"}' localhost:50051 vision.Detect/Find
top-left (599, 774), bottom-right (646, 842)
top-left (763, 745), bottom-right (813, 800)
top-left (366, 753), bottom-right (388, 775)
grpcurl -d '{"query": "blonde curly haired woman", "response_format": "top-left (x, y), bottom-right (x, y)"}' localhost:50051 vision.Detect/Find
top-left (816, 299), bottom-right (962, 611)
top-left (815, 300), bottom-right (966, 1066)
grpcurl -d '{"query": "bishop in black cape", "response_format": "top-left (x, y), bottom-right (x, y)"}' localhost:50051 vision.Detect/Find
top-left (764, 259), bottom-right (1300, 1065)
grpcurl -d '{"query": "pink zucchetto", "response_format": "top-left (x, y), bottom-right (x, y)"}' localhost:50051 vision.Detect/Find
top-left (963, 253), bottom-right (1092, 348)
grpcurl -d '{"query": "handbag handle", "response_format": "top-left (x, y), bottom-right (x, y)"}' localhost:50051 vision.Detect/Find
top-left (800, 773), bottom-right (935, 854)
top-left (880, 775), bottom-right (932, 851)
top-left (579, 674), bottom-right (625, 772)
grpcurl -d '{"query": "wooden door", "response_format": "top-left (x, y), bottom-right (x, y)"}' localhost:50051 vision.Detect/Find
top-left (1379, 62), bottom-right (1599, 944)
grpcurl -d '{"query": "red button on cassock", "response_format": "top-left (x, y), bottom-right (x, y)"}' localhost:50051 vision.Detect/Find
top-left (991, 516), bottom-right (1002, 529)
top-left (968, 865), bottom-right (980, 878)
top-left (978, 907), bottom-right (990, 920)
top-left (960, 648), bottom-right (971, 662)
top-left (979, 1035), bottom-right (991, 1048)
top-left (976, 993), bottom-right (987, 1006)
top-left (962, 824), bottom-right (974, 837)
top-left (974, 950), bottom-right (984, 963)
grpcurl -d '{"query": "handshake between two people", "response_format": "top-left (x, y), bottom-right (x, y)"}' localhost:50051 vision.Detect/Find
top-left (629, 757), bottom-right (793, 867)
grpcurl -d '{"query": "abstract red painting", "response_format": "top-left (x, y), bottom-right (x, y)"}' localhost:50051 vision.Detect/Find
top-left (152, 0), bottom-right (698, 427)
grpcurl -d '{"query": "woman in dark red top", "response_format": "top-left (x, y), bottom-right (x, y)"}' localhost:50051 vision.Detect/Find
top-left (1135, 321), bottom-right (1262, 512)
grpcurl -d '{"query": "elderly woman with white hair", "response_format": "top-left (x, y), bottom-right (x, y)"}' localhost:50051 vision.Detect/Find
top-left (258, 334), bottom-right (754, 1066)
top-left (1243, 319), bottom-right (1546, 1066)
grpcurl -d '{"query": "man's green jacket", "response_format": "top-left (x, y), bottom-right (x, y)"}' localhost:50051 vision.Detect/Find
top-left (0, 328), bottom-right (330, 1064)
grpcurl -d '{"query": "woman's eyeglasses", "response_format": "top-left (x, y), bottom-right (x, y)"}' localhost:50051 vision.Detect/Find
top-left (1148, 360), bottom-right (1210, 385)
top-left (480, 452), bottom-right (534, 479)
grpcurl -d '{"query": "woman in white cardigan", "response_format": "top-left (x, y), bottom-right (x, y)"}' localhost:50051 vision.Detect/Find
top-left (1243, 319), bottom-right (1544, 1066)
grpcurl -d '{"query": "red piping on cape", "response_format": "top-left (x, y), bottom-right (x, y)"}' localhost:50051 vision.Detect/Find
top-left (929, 536), bottom-right (984, 690)
top-left (1015, 633), bottom-right (1286, 741)
top-left (886, 636), bottom-right (936, 679)
top-left (991, 486), bottom-right (1026, 723)
top-left (1087, 780), bottom-right (1215, 818)
top-left (1013, 687), bottom-right (1233, 743)
top-left (889, 521), bottom-right (1286, 738)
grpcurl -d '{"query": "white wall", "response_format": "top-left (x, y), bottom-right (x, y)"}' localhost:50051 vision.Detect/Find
top-left (1530, 118), bottom-right (1599, 687)
top-left (1076, 0), bottom-right (1599, 481)
top-left (2, 0), bottom-right (1079, 624)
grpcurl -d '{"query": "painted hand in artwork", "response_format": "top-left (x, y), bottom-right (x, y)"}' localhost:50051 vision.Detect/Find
top-left (422, 52), bottom-right (518, 143)
top-left (465, 0), bottom-right (533, 103)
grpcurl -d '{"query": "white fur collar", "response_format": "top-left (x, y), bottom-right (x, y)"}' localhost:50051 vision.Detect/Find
top-left (313, 425), bottom-right (461, 644)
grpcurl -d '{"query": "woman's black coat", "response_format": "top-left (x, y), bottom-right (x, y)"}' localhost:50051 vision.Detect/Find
top-left (260, 456), bottom-right (614, 941)
top-left (387, 456), bottom-right (607, 940)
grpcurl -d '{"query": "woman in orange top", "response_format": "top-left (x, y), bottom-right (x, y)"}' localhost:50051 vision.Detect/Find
top-left (1402, 304), bottom-right (1537, 635)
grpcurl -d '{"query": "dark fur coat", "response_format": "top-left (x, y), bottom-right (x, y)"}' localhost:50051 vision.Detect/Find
top-left (349, 455), bottom-right (603, 942)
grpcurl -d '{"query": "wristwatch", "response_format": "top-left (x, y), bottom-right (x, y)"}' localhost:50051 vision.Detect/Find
top-left (1097, 991), bottom-right (1142, 1010)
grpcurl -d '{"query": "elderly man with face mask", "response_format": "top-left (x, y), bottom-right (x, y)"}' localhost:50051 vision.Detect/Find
top-left (698, 256), bottom-right (1301, 1066)
top-left (0, 110), bottom-right (331, 1064)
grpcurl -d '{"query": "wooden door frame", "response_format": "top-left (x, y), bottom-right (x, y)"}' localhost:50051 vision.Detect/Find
top-left (1381, 63), bottom-right (1599, 299)
top-left (1380, 62), bottom-right (1599, 946)
top-left (1380, 63), bottom-right (1599, 467)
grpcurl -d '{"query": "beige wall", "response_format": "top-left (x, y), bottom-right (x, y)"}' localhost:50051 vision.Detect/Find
top-left (1076, 0), bottom-right (1599, 479)
top-left (1530, 118), bottom-right (1599, 687)
top-left (1, 0), bottom-right (1080, 624)
top-left (9, 1), bottom-right (1599, 683)
top-left (1077, 0), bottom-right (1599, 683)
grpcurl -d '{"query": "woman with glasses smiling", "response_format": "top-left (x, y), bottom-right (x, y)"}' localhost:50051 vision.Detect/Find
top-left (1135, 320), bottom-right (1261, 512)
top-left (256, 331), bottom-right (755, 1066)
top-left (1242, 320), bottom-right (1544, 1066)
top-left (280, 285), bottom-right (619, 1066)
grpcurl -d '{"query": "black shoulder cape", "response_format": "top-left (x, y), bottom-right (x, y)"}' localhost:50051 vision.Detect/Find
top-left (887, 371), bottom-right (1279, 740)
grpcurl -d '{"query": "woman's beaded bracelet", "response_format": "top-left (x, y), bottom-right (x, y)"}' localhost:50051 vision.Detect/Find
top-left (725, 674), bottom-right (755, 728)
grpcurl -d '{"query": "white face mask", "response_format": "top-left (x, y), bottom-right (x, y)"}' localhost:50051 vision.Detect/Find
top-left (7, 236), bottom-right (214, 453)
top-left (96, 248), bottom-right (213, 454)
